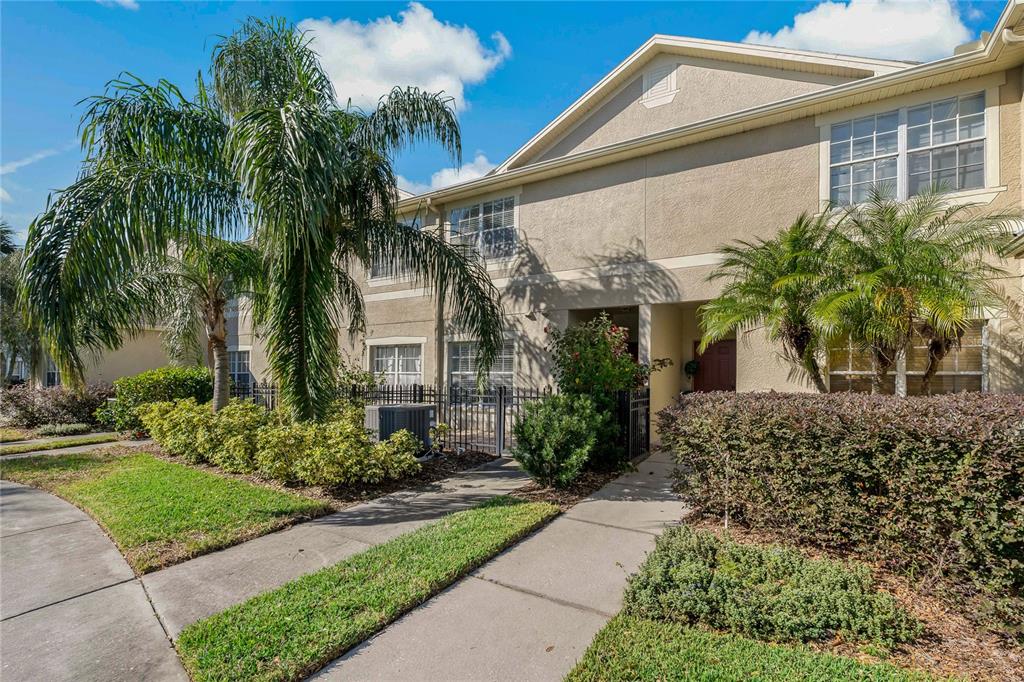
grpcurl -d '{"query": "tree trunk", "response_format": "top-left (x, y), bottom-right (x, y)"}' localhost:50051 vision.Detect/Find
top-left (870, 348), bottom-right (893, 395)
top-left (804, 352), bottom-right (829, 393)
top-left (206, 300), bottom-right (230, 412)
top-left (920, 338), bottom-right (951, 395)
top-left (792, 327), bottom-right (828, 393)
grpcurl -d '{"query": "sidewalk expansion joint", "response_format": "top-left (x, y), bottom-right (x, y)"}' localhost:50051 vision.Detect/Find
top-left (469, 574), bottom-right (617, 620)
top-left (0, 576), bottom-right (137, 622)
top-left (0, 518), bottom-right (88, 539)
top-left (560, 515), bottom-right (662, 537)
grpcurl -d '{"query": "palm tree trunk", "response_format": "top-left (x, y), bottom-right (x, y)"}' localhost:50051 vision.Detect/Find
top-left (870, 348), bottom-right (892, 395)
top-left (206, 301), bottom-right (230, 412)
top-left (920, 339), bottom-right (950, 395)
top-left (803, 352), bottom-right (829, 393)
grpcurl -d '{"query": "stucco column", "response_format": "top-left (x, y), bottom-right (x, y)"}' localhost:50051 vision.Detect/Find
top-left (638, 303), bottom-right (652, 365)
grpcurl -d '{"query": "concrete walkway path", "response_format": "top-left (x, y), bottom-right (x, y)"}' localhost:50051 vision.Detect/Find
top-left (0, 481), bottom-right (187, 681)
top-left (143, 457), bottom-right (530, 637)
top-left (1, 438), bottom-right (151, 460)
top-left (311, 450), bottom-right (684, 682)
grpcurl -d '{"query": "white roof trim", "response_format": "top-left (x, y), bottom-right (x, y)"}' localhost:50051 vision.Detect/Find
top-left (492, 36), bottom-right (913, 175)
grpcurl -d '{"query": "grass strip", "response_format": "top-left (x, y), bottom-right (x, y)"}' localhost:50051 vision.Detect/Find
top-left (567, 616), bottom-right (934, 681)
top-left (177, 496), bottom-right (560, 682)
top-left (0, 451), bottom-right (330, 572)
top-left (0, 433), bottom-right (119, 455)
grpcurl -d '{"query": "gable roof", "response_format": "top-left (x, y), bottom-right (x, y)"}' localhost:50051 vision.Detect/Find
top-left (398, 0), bottom-right (1024, 211)
top-left (492, 36), bottom-right (913, 174)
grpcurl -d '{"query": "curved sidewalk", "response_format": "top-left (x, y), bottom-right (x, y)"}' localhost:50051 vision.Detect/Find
top-left (0, 480), bottom-right (187, 681)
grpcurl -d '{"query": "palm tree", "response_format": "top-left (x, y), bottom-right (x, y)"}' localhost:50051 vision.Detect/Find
top-left (699, 211), bottom-right (841, 393)
top-left (813, 190), bottom-right (1013, 394)
top-left (22, 18), bottom-right (504, 420)
top-left (0, 219), bottom-right (16, 255)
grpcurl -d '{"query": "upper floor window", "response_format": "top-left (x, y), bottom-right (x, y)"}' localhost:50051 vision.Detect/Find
top-left (450, 197), bottom-right (516, 260)
top-left (371, 344), bottom-right (422, 386)
top-left (370, 221), bottom-right (420, 280)
top-left (828, 92), bottom-right (986, 205)
top-left (45, 358), bottom-right (61, 387)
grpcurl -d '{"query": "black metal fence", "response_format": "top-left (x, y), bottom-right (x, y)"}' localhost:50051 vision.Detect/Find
top-left (230, 381), bottom-right (650, 459)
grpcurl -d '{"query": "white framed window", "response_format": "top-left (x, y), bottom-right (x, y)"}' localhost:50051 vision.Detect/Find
top-left (907, 93), bottom-right (985, 197)
top-left (447, 339), bottom-right (514, 391)
top-left (370, 221), bottom-right (421, 281)
top-left (372, 344), bottom-right (422, 386)
top-left (828, 91), bottom-right (987, 205)
top-left (450, 197), bottom-right (516, 261)
top-left (228, 350), bottom-right (251, 390)
top-left (45, 358), bottom-right (61, 387)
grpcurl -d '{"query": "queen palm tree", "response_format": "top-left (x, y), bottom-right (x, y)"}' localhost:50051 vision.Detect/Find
top-left (813, 189), bottom-right (1013, 394)
top-left (699, 211), bottom-right (841, 393)
top-left (21, 18), bottom-right (503, 420)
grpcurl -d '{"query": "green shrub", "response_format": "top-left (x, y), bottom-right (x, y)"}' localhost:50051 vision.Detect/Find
top-left (625, 526), bottom-right (920, 647)
top-left (254, 422), bottom-right (307, 482)
top-left (36, 422), bottom-right (91, 436)
top-left (206, 400), bottom-right (268, 474)
top-left (97, 366), bottom-right (213, 433)
top-left (0, 384), bottom-right (113, 427)
top-left (369, 428), bottom-right (423, 480)
top-left (511, 394), bottom-right (605, 488)
top-left (659, 392), bottom-right (1024, 639)
top-left (138, 398), bottom-right (214, 464)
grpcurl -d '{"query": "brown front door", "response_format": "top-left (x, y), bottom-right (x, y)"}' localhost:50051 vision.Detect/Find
top-left (692, 340), bottom-right (736, 392)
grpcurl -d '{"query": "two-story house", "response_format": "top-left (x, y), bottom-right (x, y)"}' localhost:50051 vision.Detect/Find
top-left (232, 0), bottom-right (1024, 419)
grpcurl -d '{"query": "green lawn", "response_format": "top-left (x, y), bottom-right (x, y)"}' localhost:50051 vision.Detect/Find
top-left (177, 497), bottom-right (560, 682)
top-left (567, 616), bottom-right (933, 682)
top-left (0, 433), bottom-right (120, 455)
top-left (0, 451), bottom-right (331, 572)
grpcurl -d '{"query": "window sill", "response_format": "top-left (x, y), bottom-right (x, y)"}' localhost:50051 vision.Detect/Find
top-left (933, 185), bottom-right (1006, 206)
top-left (367, 275), bottom-right (417, 289)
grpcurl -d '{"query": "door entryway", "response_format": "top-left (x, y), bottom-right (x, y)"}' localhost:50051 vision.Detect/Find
top-left (692, 340), bottom-right (736, 391)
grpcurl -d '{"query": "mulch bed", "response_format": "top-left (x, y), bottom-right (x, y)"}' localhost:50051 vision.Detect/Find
top-left (688, 515), bottom-right (1024, 682)
top-left (113, 444), bottom-right (497, 511)
top-left (510, 470), bottom-right (622, 510)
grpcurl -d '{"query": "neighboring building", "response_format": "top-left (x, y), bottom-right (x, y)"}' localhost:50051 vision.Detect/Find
top-left (238, 1), bottom-right (1024, 417)
top-left (11, 329), bottom-right (174, 388)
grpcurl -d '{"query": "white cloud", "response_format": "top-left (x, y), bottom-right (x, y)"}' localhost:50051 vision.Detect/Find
top-left (96, 0), bottom-right (140, 9)
top-left (0, 187), bottom-right (11, 204)
top-left (397, 152), bottom-right (496, 195)
top-left (743, 0), bottom-right (972, 63)
top-left (299, 3), bottom-right (511, 111)
top-left (0, 148), bottom-right (61, 175)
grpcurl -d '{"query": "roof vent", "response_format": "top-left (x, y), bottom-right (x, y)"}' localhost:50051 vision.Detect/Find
top-left (954, 31), bottom-right (990, 56)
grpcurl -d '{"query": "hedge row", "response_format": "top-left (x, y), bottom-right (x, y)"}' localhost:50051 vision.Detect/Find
top-left (0, 384), bottom-right (113, 428)
top-left (97, 366), bottom-right (213, 432)
top-left (139, 398), bottom-right (421, 488)
top-left (658, 392), bottom-right (1024, 639)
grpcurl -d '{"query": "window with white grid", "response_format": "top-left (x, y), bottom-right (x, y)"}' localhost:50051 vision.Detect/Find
top-left (371, 345), bottom-right (422, 386)
top-left (828, 92), bottom-right (986, 205)
top-left (450, 197), bottom-right (515, 260)
top-left (228, 350), bottom-right (251, 390)
top-left (370, 221), bottom-right (421, 280)
top-left (447, 340), bottom-right (514, 391)
top-left (45, 358), bottom-right (61, 387)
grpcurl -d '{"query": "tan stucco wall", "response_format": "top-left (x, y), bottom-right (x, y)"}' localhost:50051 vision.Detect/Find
top-left (82, 330), bottom-right (173, 384)
top-left (533, 54), bottom-right (851, 164)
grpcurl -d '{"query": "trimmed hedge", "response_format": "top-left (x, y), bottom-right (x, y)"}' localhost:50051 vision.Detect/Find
top-left (659, 392), bottom-right (1024, 638)
top-left (96, 366), bottom-right (213, 433)
top-left (511, 394), bottom-right (606, 488)
top-left (139, 398), bottom-right (421, 488)
top-left (0, 384), bottom-right (113, 428)
top-left (36, 423), bottom-right (92, 436)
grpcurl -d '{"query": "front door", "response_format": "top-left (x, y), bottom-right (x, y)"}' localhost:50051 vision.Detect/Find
top-left (692, 340), bottom-right (736, 392)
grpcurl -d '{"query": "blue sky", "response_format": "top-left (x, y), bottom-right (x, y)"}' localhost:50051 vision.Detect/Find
top-left (0, 0), bottom-right (1005, 241)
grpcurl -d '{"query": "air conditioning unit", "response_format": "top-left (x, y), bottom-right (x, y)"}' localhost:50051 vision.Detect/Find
top-left (365, 404), bottom-right (436, 450)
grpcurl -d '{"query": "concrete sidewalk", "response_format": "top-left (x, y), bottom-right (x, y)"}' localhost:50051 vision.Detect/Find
top-left (1, 438), bottom-right (152, 460)
top-left (312, 450), bottom-right (684, 681)
top-left (143, 457), bottom-right (530, 637)
top-left (0, 481), bottom-right (187, 682)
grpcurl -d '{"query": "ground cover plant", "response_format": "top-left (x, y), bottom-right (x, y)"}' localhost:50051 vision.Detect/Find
top-left (139, 398), bottom-right (422, 487)
top-left (659, 391), bottom-right (1024, 639)
top-left (624, 526), bottom-right (920, 646)
top-left (566, 615), bottom-right (932, 682)
top-left (0, 450), bottom-right (330, 572)
top-left (96, 366), bottom-right (213, 433)
top-left (36, 422), bottom-right (92, 436)
top-left (0, 433), bottom-right (120, 456)
top-left (176, 497), bottom-right (559, 681)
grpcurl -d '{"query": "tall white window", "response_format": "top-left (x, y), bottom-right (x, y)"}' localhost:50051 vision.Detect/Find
top-left (370, 221), bottom-right (420, 280)
top-left (450, 197), bottom-right (516, 260)
top-left (228, 350), bottom-right (251, 390)
top-left (448, 340), bottom-right (514, 391)
top-left (45, 358), bottom-right (61, 387)
top-left (829, 92), bottom-right (986, 205)
top-left (907, 93), bottom-right (985, 196)
top-left (372, 345), bottom-right (422, 386)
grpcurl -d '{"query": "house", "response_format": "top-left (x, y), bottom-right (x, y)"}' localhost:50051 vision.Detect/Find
top-left (233, 1), bottom-right (1024, 418)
